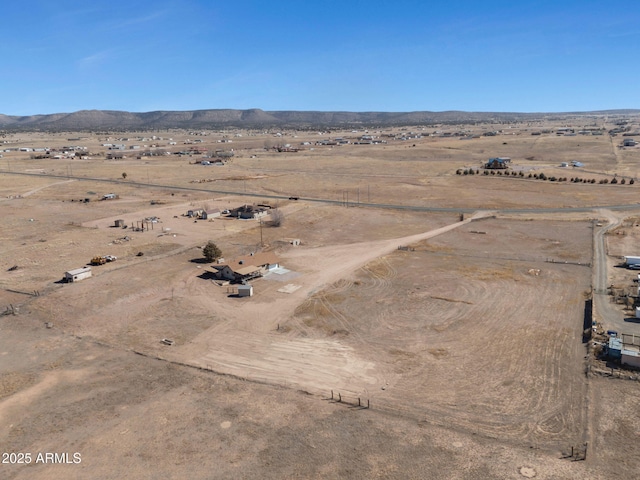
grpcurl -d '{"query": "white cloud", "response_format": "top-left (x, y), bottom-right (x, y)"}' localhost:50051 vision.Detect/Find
top-left (77, 50), bottom-right (112, 70)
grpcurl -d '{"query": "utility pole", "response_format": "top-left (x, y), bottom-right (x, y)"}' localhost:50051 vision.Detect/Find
top-left (259, 217), bottom-right (264, 247)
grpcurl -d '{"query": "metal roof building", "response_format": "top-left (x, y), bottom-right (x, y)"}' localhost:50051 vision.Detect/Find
top-left (609, 334), bottom-right (640, 368)
top-left (621, 334), bottom-right (640, 369)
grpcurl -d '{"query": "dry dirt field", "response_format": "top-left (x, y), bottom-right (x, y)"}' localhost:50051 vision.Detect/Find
top-left (2, 119), bottom-right (640, 479)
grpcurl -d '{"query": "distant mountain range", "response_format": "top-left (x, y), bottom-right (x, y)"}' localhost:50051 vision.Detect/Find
top-left (1, 108), bottom-right (639, 131)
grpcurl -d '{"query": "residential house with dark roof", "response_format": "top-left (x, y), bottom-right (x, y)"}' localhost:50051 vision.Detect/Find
top-left (211, 252), bottom-right (280, 283)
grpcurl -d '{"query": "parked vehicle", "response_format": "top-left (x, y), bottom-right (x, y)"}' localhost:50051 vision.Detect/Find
top-left (91, 256), bottom-right (106, 265)
top-left (91, 255), bottom-right (117, 265)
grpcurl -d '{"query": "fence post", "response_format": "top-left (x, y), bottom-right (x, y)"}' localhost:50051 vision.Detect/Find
top-left (583, 442), bottom-right (588, 460)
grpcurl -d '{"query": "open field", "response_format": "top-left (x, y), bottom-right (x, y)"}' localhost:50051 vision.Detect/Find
top-left (2, 119), bottom-right (640, 478)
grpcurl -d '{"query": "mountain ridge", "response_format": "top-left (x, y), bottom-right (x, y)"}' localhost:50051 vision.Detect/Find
top-left (1, 108), bottom-right (638, 131)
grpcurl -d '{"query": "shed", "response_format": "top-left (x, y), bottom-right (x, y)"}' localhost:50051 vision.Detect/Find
top-left (64, 266), bottom-right (92, 282)
top-left (201, 209), bottom-right (221, 220)
top-left (238, 285), bottom-right (253, 297)
top-left (622, 346), bottom-right (640, 368)
top-left (187, 208), bottom-right (204, 218)
top-left (114, 219), bottom-right (125, 228)
top-left (620, 334), bottom-right (640, 368)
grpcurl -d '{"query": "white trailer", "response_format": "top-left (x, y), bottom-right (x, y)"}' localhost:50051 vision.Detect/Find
top-left (624, 256), bottom-right (640, 266)
top-left (64, 266), bottom-right (92, 282)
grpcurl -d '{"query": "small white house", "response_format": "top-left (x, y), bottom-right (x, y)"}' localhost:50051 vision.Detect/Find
top-left (65, 266), bottom-right (92, 282)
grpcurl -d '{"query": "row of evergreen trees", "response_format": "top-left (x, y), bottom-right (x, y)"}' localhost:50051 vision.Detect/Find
top-left (456, 169), bottom-right (634, 184)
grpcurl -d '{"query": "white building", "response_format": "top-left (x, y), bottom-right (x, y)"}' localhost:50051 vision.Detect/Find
top-left (620, 334), bottom-right (640, 369)
top-left (64, 266), bottom-right (92, 282)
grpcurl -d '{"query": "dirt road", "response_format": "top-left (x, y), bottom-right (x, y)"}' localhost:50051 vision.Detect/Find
top-left (592, 209), bottom-right (640, 334)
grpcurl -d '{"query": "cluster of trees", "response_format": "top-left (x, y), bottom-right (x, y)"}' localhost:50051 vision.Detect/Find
top-left (456, 169), bottom-right (635, 185)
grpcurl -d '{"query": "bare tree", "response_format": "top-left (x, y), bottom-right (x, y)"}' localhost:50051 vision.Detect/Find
top-left (269, 208), bottom-right (285, 227)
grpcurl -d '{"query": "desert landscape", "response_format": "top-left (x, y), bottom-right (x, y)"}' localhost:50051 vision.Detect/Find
top-left (2, 113), bottom-right (640, 479)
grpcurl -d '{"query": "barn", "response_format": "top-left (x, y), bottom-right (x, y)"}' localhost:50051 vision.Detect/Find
top-left (201, 209), bottom-right (221, 220)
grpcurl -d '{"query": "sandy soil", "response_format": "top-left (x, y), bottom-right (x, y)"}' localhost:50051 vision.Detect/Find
top-left (2, 122), bottom-right (640, 478)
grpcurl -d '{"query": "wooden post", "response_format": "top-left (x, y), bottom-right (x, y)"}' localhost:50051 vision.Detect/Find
top-left (583, 443), bottom-right (587, 460)
top-left (331, 390), bottom-right (333, 400)
top-left (358, 397), bottom-right (361, 406)
top-left (338, 393), bottom-right (341, 402)
top-left (367, 399), bottom-right (370, 409)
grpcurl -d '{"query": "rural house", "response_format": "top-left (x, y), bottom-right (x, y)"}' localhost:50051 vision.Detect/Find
top-left (484, 157), bottom-right (511, 169)
top-left (211, 252), bottom-right (280, 283)
top-left (232, 204), bottom-right (268, 219)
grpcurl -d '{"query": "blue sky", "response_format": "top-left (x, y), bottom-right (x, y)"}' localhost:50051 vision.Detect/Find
top-left (2, 0), bottom-right (639, 115)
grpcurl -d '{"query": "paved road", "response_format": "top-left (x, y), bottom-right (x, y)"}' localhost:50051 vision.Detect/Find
top-left (3, 170), bottom-right (640, 214)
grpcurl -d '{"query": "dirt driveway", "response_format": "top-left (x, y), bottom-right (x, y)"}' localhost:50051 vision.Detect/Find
top-left (178, 212), bottom-right (488, 395)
